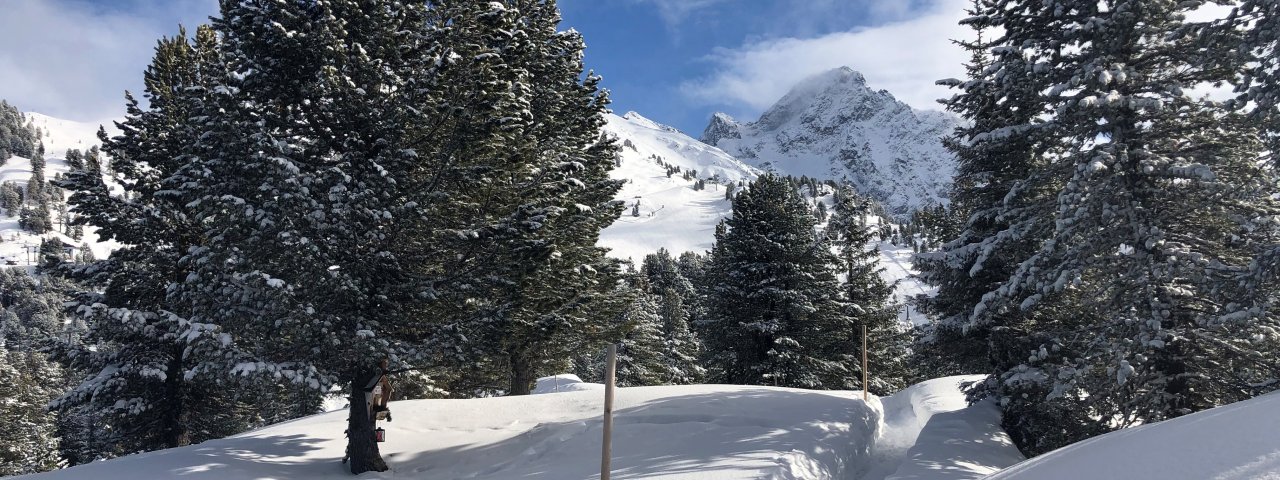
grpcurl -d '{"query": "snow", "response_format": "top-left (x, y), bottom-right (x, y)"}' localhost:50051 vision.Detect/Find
top-left (0, 113), bottom-right (119, 269)
top-left (987, 390), bottom-right (1280, 480)
top-left (872, 376), bottom-right (1023, 480)
top-left (598, 112), bottom-right (758, 262)
top-left (18, 383), bottom-right (884, 480)
top-left (701, 67), bottom-right (961, 217)
top-left (533, 374), bottom-right (604, 394)
top-left (11, 370), bottom-right (1043, 480)
top-left (875, 239), bottom-right (934, 326)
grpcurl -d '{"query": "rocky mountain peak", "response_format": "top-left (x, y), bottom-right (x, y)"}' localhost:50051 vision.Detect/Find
top-left (700, 112), bottom-right (741, 146)
top-left (699, 66), bottom-right (962, 217)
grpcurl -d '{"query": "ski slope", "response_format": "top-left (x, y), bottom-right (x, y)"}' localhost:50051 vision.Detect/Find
top-left (599, 111), bottom-right (757, 263)
top-left (0, 113), bottom-right (117, 268)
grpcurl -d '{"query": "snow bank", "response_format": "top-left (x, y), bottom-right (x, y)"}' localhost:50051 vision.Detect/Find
top-left (532, 374), bottom-right (603, 394)
top-left (862, 376), bottom-right (1023, 480)
top-left (18, 384), bottom-right (880, 480)
top-left (987, 391), bottom-right (1280, 480)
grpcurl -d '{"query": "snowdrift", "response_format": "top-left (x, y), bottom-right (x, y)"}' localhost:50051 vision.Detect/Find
top-left (987, 391), bottom-right (1280, 480)
top-left (865, 376), bottom-right (1023, 480)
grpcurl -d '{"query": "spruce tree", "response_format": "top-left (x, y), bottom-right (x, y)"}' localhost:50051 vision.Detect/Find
top-left (0, 348), bottom-right (63, 476)
top-left (642, 249), bottom-right (704, 384)
top-left (915, 0), bottom-right (1057, 379)
top-left (612, 276), bottom-right (670, 387)
top-left (19, 153), bottom-right (52, 234)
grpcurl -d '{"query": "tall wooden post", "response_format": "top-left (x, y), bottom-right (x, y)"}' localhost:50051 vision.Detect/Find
top-left (601, 344), bottom-right (617, 480)
top-left (862, 324), bottom-right (869, 401)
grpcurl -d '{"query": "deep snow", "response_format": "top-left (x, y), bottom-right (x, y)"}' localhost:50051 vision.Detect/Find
top-left (13, 374), bottom-right (1033, 480)
top-left (18, 382), bottom-right (882, 480)
top-left (987, 390), bottom-right (1280, 480)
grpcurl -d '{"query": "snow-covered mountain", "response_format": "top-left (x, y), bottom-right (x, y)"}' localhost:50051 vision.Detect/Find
top-left (701, 67), bottom-right (962, 217)
top-left (598, 111), bottom-right (758, 262)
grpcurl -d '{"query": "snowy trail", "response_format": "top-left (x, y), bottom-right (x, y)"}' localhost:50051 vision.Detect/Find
top-left (857, 376), bottom-right (1023, 480)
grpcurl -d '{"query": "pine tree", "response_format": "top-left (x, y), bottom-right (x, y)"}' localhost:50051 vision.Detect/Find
top-left (828, 185), bottom-right (913, 394)
top-left (419, 0), bottom-right (626, 397)
top-left (914, 0), bottom-right (1056, 378)
top-left (0, 348), bottom-right (63, 476)
top-left (700, 174), bottom-right (851, 388)
top-left (1, 182), bottom-right (21, 216)
top-left (0, 101), bottom-right (38, 161)
top-left (956, 0), bottom-right (1280, 454)
top-left (19, 153), bottom-right (52, 234)
top-left (612, 276), bottom-right (670, 387)
top-left (51, 25), bottom-right (250, 455)
top-left (641, 249), bottom-right (704, 384)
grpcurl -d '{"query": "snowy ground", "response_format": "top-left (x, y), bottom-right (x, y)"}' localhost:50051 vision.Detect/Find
top-left (12, 375), bottom-right (1029, 480)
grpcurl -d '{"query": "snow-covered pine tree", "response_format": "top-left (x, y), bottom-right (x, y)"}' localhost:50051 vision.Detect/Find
top-left (914, 0), bottom-right (1057, 379)
top-left (0, 269), bottom-right (65, 352)
top-left (612, 275), bottom-right (670, 387)
top-left (0, 348), bottom-right (63, 476)
top-left (0, 101), bottom-right (38, 161)
top-left (420, 0), bottom-right (626, 396)
top-left (700, 174), bottom-right (850, 388)
top-left (19, 152), bottom-right (52, 234)
top-left (965, 0), bottom-right (1280, 454)
top-left (1, 182), bottom-right (21, 216)
top-left (642, 249), bottom-right (705, 384)
top-left (1216, 0), bottom-right (1279, 152)
top-left (52, 25), bottom-right (266, 455)
top-left (172, 0), bottom-right (443, 473)
top-left (828, 185), bottom-right (913, 394)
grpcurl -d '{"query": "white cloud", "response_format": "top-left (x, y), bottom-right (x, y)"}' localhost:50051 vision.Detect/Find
top-left (680, 0), bottom-right (971, 115)
top-left (632, 0), bottom-right (728, 28)
top-left (0, 0), bottom-right (217, 121)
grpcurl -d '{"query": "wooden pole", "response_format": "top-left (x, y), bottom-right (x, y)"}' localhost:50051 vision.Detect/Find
top-left (862, 323), bottom-right (869, 401)
top-left (601, 344), bottom-right (617, 480)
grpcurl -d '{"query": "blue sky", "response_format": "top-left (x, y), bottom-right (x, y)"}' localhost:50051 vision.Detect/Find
top-left (0, 0), bottom-right (970, 134)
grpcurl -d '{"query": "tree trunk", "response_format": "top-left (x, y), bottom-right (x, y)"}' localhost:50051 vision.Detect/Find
top-left (509, 350), bottom-right (536, 396)
top-left (162, 345), bottom-right (191, 448)
top-left (347, 372), bottom-right (388, 474)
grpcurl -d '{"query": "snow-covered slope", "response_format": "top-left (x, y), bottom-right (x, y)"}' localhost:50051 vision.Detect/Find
top-left (598, 111), bottom-right (758, 262)
top-left (701, 67), bottom-right (961, 217)
top-left (987, 391), bottom-right (1280, 480)
top-left (0, 113), bottom-right (117, 267)
top-left (18, 382), bottom-right (882, 480)
top-left (24, 112), bottom-right (113, 158)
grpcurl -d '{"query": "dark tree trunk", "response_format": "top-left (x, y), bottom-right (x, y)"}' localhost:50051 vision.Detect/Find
top-left (162, 345), bottom-right (191, 448)
top-left (347, 372), bottom-right (388, 474)
top-left (509, 350), bottom-right (536, 396)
